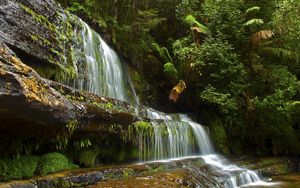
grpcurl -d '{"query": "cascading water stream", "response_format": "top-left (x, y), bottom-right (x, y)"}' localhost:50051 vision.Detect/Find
top-left (142, 109), bottom-right (271, 187)
top-left (66, 17), bottom-right (272, 188)
top-left (69, 19), bottom-right (130, 102)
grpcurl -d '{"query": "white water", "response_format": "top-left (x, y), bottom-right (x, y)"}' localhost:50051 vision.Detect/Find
top-left (70, 19), bottom-right (130, 102)
top-left (142, 109), bottom-right (273, 188)
top-left (68, 18), bottom-right (272, 188)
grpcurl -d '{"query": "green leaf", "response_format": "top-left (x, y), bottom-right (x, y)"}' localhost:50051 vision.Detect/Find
top-left (245, 6), bottom-right (261, 15)
top-left (243, 19), bottom-right (264, 27)
top-left (163, 62), bottom-right (178, 77)
top-left (151, 43), bottom-right (173, 64)
top-left (260, 47), bottom-right (297, 60)
top-left (184, 15), bottom-right (209, 34)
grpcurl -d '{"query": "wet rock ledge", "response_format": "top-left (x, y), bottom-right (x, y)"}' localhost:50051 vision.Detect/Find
top-left (0, 42), bottom-right (139, 153)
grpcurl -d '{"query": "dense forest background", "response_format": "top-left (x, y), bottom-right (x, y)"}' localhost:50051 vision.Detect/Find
top-left (56, 0), bottom-right (300, 156)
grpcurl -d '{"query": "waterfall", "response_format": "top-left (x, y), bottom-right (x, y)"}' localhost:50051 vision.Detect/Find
top-left (140, 109), bottom-right (214, 160)
top-left (69, 19), bottom-right (130, 102)
top-left (139, 108), bottom-right (270, 188)
top-left (67, 17), bottom-right (269, 188)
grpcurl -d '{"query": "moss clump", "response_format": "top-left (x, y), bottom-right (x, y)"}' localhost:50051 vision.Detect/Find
top-left (78, 146), bottom-right (100, 167)
top-left (0, 155), bottom-right (38, 181)
top-left (36, 152), bottom-right (78, 176)
top-left (127, 121), bottom-right (153, 142)
top-left (131, 121), bottom-right (153, 135)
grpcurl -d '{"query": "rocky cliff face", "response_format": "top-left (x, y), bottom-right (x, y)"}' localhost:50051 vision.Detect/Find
top-left (0, 0), bottom-right (149, 182)
top-left (0, 0), bottom-right (77, 79)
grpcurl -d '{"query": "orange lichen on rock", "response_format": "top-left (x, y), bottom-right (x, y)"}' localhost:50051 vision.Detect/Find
top-left (10, 56), bottom-right (32, 74)
top-left (169, 80), bottom-right (186, 102)
top-left (0, 67), bottom-right (6, 75)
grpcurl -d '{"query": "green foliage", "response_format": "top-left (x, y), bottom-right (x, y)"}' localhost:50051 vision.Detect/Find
top-left (200, 85), bottom-right (238, 114)
top-left (0, 153), bottom-right (78, 181)
top-left (0, 156), bottom-right (38, 181)
top-left (202, 0), bottom-right (246, 44)
top-left (73, 138), bottom-right (92, 149)
top-left (184, 15), bottom-right (209, 34)
top-left (193, 38), bottom-right (246, 91)
top-left (245, 6), bottom-right (261, 15)
top-left (173, 0), bottom-right (300, 155)
top-left (260, 47), bottom-right (297, 60)
top-left (176, 0), bottom-right (202, 18)
top-left (151, 43), bottom-right (173, 64)
top-left (66, 120), bottom-right (78, 134)
top-left (210, 118), bottom-right (229, 154)
top-left (243, 19), bottom-right (264, 27)
top-left (163, 62), bottom-right (178, 77)
top-left (128, 121), bottom-right (153, 142)
top-left (36, 152), bottom-right (78, 176)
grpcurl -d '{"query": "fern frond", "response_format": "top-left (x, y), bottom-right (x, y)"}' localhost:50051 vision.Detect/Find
top-left (260, 47), bottom-right (296, 60)
top-left (245, 6), bottom-right (261, 15)
top-left (243, 19), bottom-right (264, 27)
top-left (161, 47), bottom-right (174, 64)
top-left (185, 15), bottom-right (209, 34)
top-left (251, 30), bottom-right (274, 45)
top-left (164, 62), bottom-right (178, 77)
top-left (290, 100), bottom-right (300, 106)
top-left (151, 43), bottom-right (173, 63)
top-left (151, 43), bottom-right (160, 53)
top-left (259, 40), bottom-right (274, 47)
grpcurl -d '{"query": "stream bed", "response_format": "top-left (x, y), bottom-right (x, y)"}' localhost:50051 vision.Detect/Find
top-left (0, 156), bottom-right (298, 188)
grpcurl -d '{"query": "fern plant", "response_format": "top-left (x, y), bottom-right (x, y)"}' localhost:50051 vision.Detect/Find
top-left (151, 43), bottom-right (178, 78)
top-left (184, 15), bottom-right (209, 34)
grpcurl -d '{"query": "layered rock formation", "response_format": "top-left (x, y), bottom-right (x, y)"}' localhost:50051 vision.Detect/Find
top-left (0, 0), bottom-right (77, 79)
top-left (0, 42), bottom-right (139, 155)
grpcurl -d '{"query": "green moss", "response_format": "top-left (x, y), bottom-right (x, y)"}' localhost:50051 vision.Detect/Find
top-left (30, 35), bottom-right (38, 42)
top-left (122, 168), bottom-right (134, 178)
top-left (129, 148), bottom-right (140, 160)
top-left (78, 147), bottom-right (100, 167)
top-left (36, 152), bottom-right (78, 176)
top-left (104, 102), bottom-right (113, 109)
top-left (19, 3), bottom-right (77, 81)
top-left (210, 118), bottom-right (229, 154)
top-left (0, 155), bottom-right (38, 181)
top-left (128, 121), bottom-right (153, 139)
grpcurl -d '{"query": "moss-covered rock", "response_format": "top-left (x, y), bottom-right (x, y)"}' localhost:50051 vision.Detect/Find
top-left (0, 155), bottom-right (38, 181)
top-left (0, 152), bottom-right (78, 181)
top-left (77, 147), bottom-right (100, 167)
top-left (210, 118), bottom-right (229, 154)
top-left (0, 0), bottom-right (78, 79)
top-left (36, 153), bottom-right (78, 176)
